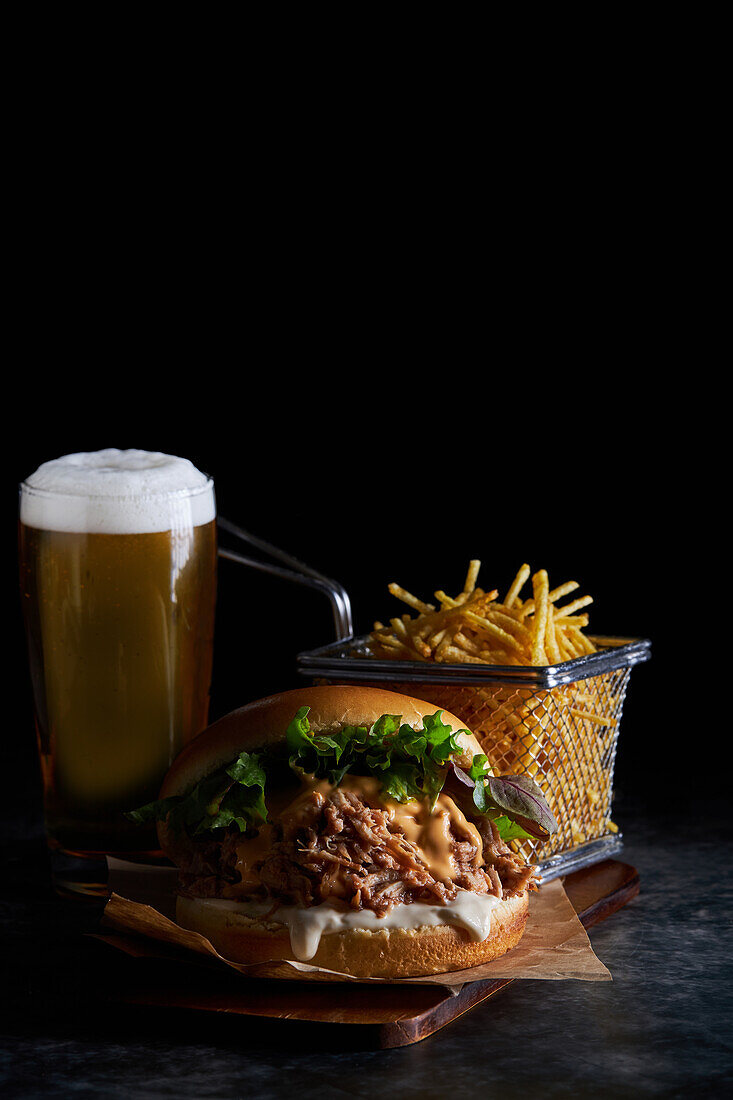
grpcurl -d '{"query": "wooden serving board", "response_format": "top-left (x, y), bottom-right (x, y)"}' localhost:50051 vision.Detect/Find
top-left (97, 859), bottom-right (639, 1049)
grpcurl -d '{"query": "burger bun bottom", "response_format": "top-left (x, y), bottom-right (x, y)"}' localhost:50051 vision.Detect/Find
top-left (175, 891), bottom-right (530, 979)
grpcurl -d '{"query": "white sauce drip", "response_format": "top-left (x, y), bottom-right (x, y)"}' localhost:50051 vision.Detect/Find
top-left (200, 890), bottom-right (502, 962)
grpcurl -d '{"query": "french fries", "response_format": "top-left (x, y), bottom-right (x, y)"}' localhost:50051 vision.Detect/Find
top-left (368, 561), bottom-right (598, 667)
top-left (365, 562), bottom-right (621, 863)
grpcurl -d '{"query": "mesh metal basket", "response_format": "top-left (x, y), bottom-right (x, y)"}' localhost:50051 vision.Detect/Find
top-left (215, 520), bottom-right (651, 881)
top-left (297, 636), bottom-right (651, 880)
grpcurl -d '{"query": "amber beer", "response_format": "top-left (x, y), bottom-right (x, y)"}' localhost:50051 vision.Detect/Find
top-left (19, 450), bottom-right (217, 855)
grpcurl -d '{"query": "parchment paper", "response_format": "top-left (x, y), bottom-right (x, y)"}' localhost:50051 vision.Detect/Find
top-left (99, 858), bottom-right (611, 992)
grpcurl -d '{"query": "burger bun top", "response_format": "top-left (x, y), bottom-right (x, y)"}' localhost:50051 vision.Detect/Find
top-left (159, 684), bottom-right (481, 802)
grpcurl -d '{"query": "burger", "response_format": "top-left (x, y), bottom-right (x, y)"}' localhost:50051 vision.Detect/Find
top-left (129, 685), bottom-right (557, 978)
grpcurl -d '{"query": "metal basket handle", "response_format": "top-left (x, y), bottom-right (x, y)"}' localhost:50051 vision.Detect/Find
top-left (216, 516), bottom-right (353, 642)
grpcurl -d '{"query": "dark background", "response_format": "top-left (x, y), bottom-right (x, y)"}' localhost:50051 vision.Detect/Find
top-left (1, 126), bottom-right (715, 833)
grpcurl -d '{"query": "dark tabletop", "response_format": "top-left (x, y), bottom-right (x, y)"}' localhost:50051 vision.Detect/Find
top-left (1, 794), bottom-right (731, 1100)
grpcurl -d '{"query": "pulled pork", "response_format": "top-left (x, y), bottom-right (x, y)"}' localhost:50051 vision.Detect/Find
top-left (178, 783), bottom-right (536, 916)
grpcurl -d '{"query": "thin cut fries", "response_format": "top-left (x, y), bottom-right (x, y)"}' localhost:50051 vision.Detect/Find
top-left (387, 583), bottom-right (435, 616)
top-left (361, 561), bottom-right (624, 863)
top-left (504, 563), bottom-right (530, 608)
top-left (369, 561), bottom-right (597, 668)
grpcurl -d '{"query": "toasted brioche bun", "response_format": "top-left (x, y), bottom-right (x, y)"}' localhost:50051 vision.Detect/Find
top-left (158, 684), bottom-right (481, 837)
top-left (175, 890), bottom-right (530, 979)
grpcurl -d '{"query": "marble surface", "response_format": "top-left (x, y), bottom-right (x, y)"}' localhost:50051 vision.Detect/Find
top-left (1, 795), bottom-right (731, 1099)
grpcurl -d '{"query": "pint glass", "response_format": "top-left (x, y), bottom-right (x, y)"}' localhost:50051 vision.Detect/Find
top-left (18, 450), bottom-right (217, 856)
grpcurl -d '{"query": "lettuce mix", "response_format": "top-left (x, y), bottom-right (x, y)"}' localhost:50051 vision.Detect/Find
top-left (128, 707), bottom-right (557, 843)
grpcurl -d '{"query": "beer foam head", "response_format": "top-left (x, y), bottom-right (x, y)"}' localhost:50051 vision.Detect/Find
top-left (21, 449), bottom-right (216, 533)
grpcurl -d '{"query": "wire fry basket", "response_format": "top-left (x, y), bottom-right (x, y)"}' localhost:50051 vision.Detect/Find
top-left (296, 636), bottom-right (651, 880)
top-left (215, 519), bottom-right (651, 881)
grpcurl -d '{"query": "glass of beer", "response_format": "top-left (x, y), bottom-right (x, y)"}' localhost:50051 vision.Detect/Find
top-left (18, 449), bottom-right (217, 858)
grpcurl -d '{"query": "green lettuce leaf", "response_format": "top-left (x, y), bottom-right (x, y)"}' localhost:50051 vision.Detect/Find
top-left (125, 795), bottom-right (181, 827)
top-left (127, 707), bottom-right (557, 844)
top-left (493, 815), bottom-right (535, 842)
top-left (125, 749), bottom-right (267, 836)
top-left (285, 706), bottom-right (466, 809)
